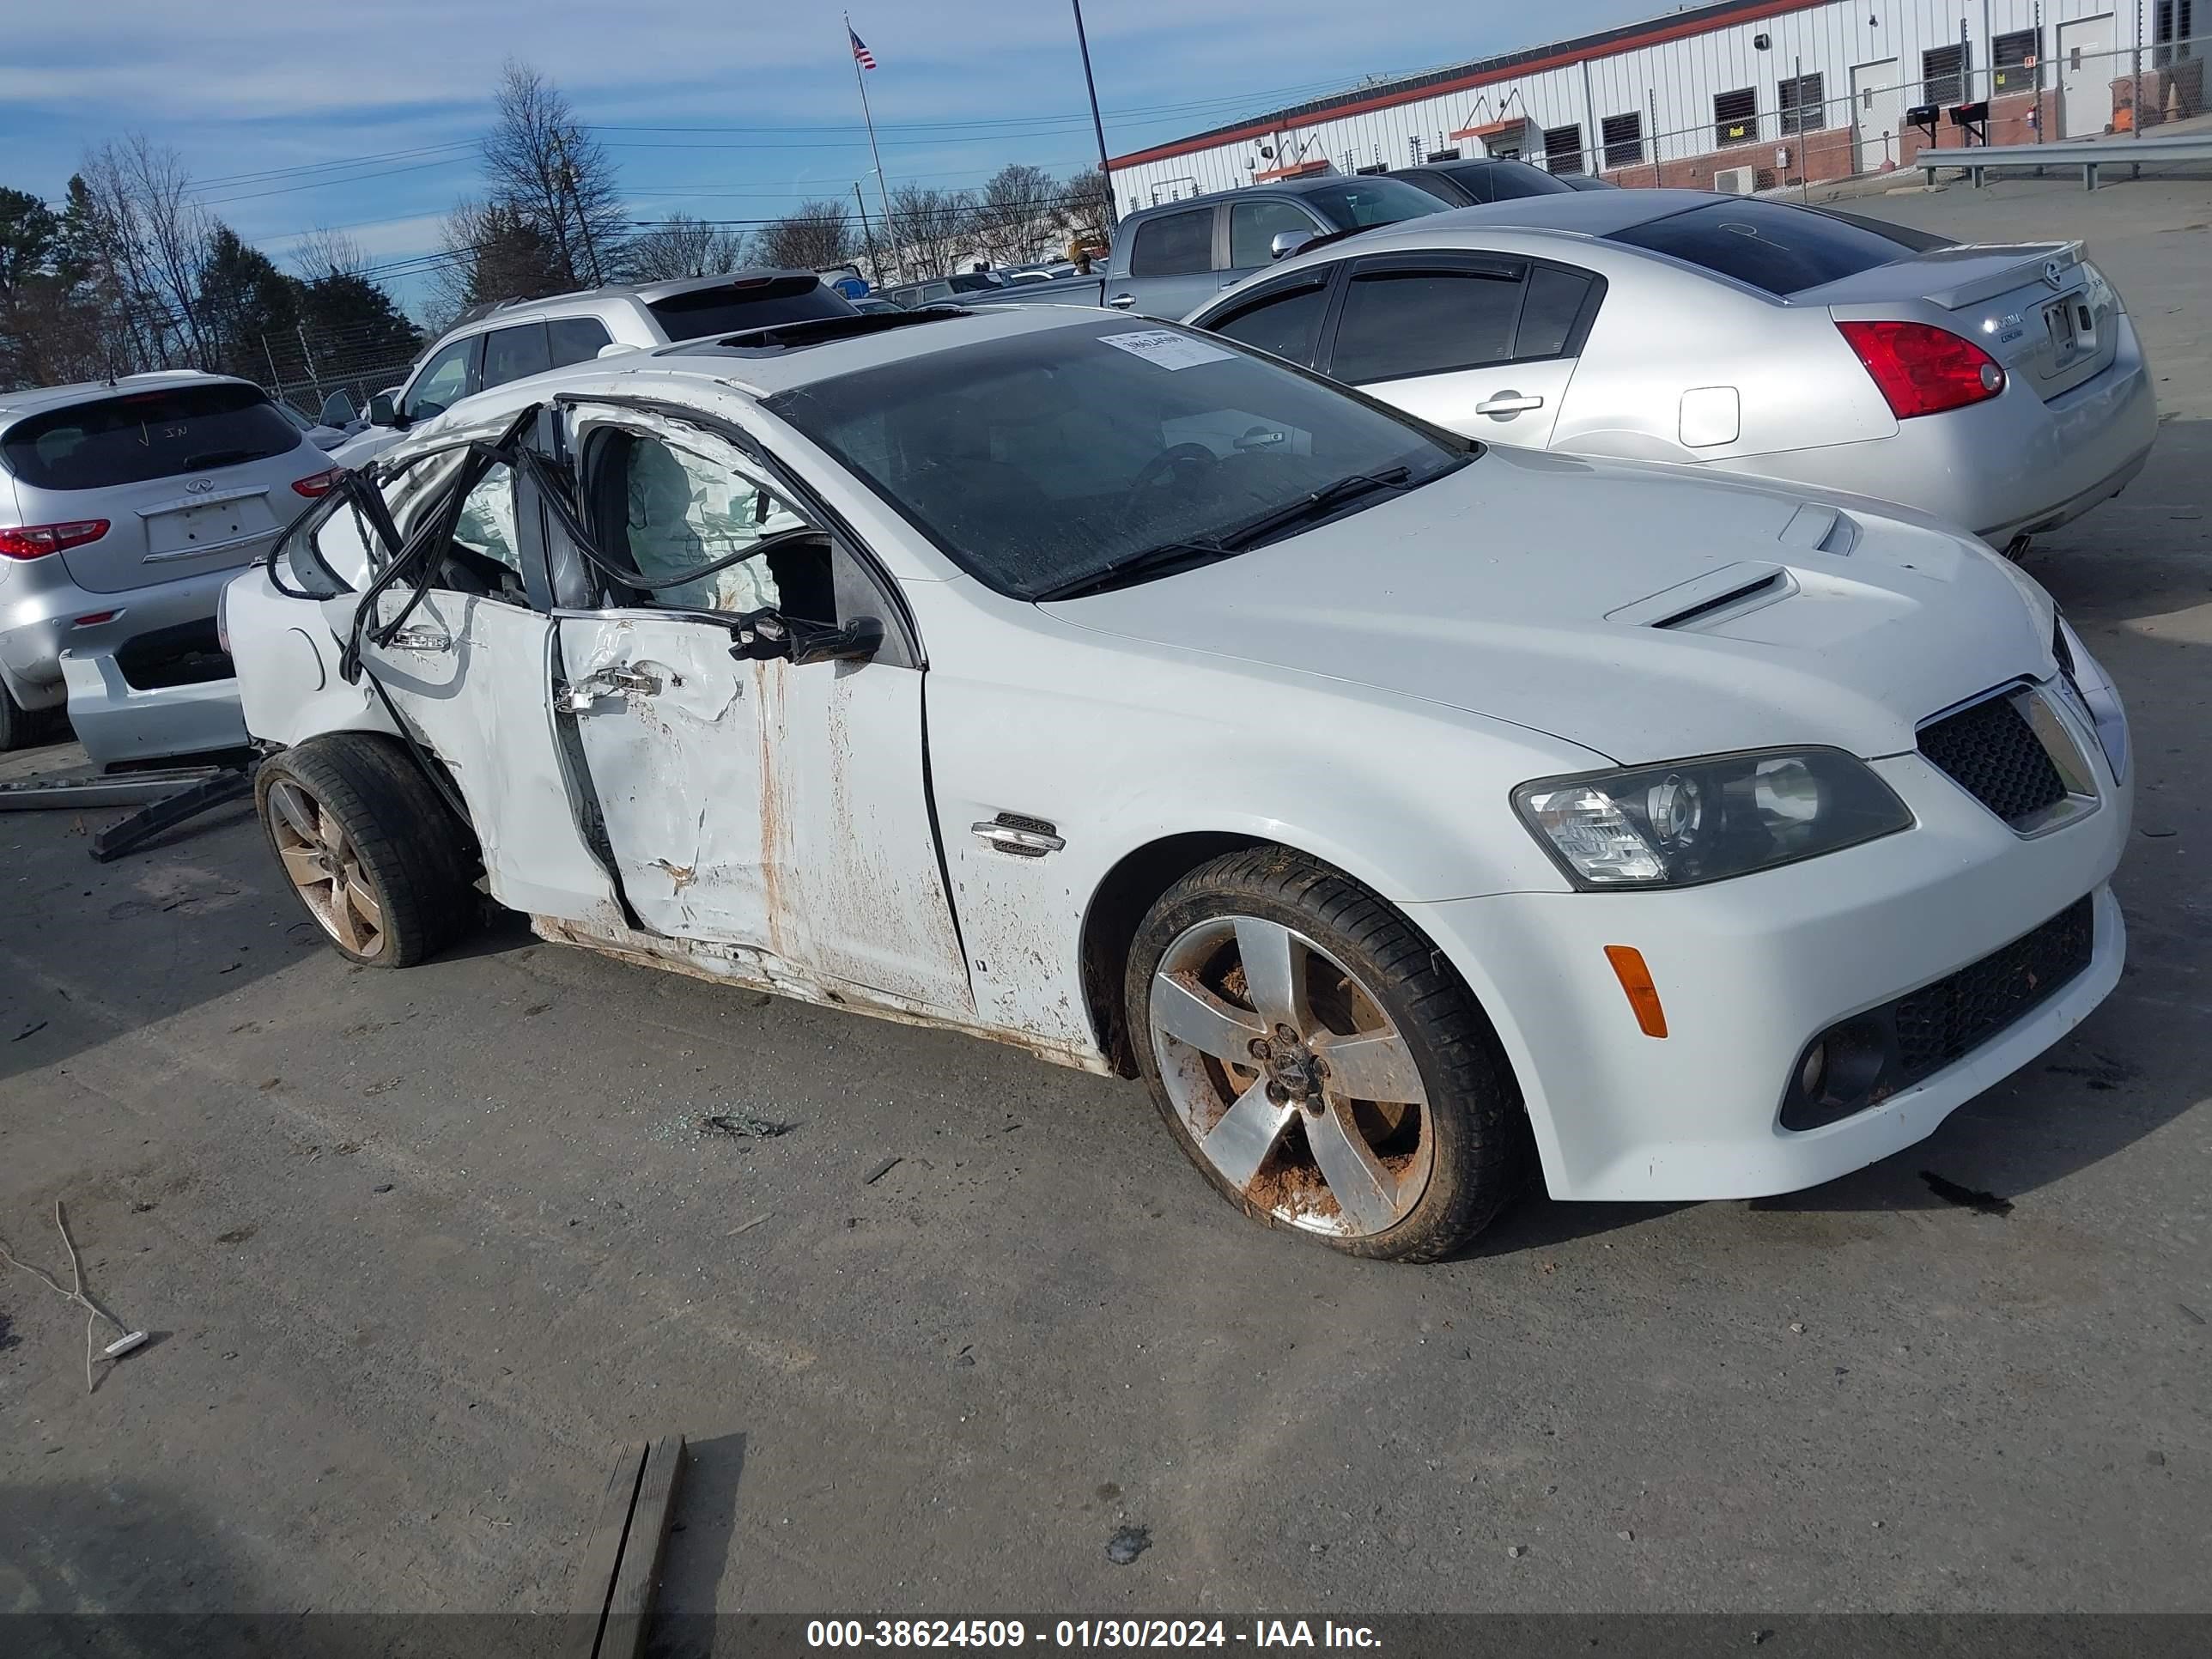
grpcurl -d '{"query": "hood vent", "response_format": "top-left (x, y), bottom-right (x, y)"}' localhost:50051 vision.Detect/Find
top-left (1606, 562), bottom-right (1795, 632)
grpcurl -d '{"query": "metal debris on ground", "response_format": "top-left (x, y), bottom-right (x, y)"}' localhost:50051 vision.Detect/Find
top-left (863, 1156), bottom-right (902, 1185)
top-left (1105, 1525), bottom-right (1152, 1565)
top-left (698, 1111), bottom-right (797, 1140)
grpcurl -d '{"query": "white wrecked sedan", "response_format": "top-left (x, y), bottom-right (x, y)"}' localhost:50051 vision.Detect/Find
top-left (224, 306), bottom-right (2130, 1261)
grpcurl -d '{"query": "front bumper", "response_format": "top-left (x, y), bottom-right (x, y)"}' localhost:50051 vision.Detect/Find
top-left (1414, 724), bottom-right (2130, 1203)
top-left (0, 557), bottom-right (248, 711)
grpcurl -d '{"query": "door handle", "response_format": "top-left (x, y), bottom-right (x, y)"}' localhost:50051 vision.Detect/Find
top-left (1474, 392), bottom-right (1545, 416)
top-left (1108, 294), bottom-right (1137, 310)
top-left (557, 666), bottom-right (663, 711)
top-left (386, 627), bottom-right (452, 651)
top-left (970, 819), bottom-right (1066, 858)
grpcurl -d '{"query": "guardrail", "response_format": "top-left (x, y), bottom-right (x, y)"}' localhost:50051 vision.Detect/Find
top-left (1917, 131), bottom-right (2212, 189)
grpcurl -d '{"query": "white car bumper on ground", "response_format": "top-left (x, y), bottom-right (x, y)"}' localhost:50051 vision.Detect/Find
top-left (1415, 728), bottom-right (2130, 1205)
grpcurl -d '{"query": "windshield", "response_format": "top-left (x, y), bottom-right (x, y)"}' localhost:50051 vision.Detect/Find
top-left (1299, 176), bottom-right (1448, 230)
top-left (765, 318), bottom-right (1468, 600)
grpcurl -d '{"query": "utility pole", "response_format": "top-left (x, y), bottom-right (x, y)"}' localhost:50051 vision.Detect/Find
top-left (1069, 0), bottom-right (1117, 228)
top-left (854, 181), bottom-right (885, 288)
top-left (554, 130), bottom-right (604, 286)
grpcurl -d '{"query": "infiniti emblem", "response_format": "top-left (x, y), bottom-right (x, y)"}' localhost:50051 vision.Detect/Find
top-left (185, 477), bottom-right (215, 494)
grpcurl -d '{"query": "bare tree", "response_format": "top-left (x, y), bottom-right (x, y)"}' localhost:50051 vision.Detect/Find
top-left (428, 195), bottom-right (568, 324)
top-left (625, 213), bottom-right (749, 282)
top-left (884, 185), bottom-right (976, 283)
top-left (289, 225), bottom-right (369, 282)
top-left (73, 140), bottom-right (210, 370)
top-left (1052, 167), bottom-right (1113, 256)
top-left (751, 201), bottom-right (857, 273)
top-left (972, 165), bottom-right (1057, 266)
top-left (481, 59), bottom-right (623, 288)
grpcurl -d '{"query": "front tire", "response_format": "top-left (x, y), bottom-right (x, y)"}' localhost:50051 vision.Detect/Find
top-left (1127, 847), bottom-right (1525, 1262)
top-left (256, 734), bottom-right (477, 967)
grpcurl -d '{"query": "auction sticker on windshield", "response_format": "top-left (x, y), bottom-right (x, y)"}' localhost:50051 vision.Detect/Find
top-left (1100, 330), bottom-right (1237, 370)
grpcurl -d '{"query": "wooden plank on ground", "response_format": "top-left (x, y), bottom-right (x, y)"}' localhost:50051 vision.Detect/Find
top-left (571, 1442), bottom-right (647, 1659)
top-left (598, 1434), bottom-right (687, 1659)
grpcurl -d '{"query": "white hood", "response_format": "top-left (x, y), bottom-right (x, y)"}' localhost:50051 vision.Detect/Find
top-left (1048, 447), bottom-right (2057, 766)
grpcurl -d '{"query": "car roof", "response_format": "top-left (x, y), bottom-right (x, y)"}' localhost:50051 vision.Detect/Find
top-left (1395, 189), bottom-right (1719, 238)
top-left (438, 269), bottom-right (827, 333)
top-left (0, 370), bottom-right (258, 428)
top-left (387, 307), bottom-right (1109, 447)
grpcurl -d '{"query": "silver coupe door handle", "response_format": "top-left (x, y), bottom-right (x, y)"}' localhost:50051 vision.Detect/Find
top-left (1474, 392), bottom-right (1545, 416)
top-left (386, 627), bottom-right (452, 651)
top-left (1108, 294), bottom-right (1137, 310)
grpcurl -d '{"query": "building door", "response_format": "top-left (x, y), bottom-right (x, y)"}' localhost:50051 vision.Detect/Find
top-left (1850, 58), bottom-right (1901, 173)
top-left (2058, 14), bottom-right (2118, 137)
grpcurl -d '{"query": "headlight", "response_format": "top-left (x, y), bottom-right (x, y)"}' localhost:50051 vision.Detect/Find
top-left (2053, 616), bottom-right (2128, 783)
top-left (1513, 747), bottom-right (1914, 890)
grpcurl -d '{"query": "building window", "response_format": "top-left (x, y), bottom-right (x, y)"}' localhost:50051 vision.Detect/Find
top-left (1601, 112), bottom-right (1644, 167)
top-left (1425, 146), bottom-right (1463, 162)
top-left (1923, 44), bottom-right (1968, 107)
top-left (1778, 72), bottom-right (1826, 135)
top-left (1992, 29), bottom-right (2040, 92)
top-left (1543, 123), bottom-right (1584, 175)
top-left (2154, 2), bottom-right (2194, 68)
top-left (1714, 87), bottom-right (1758, 147)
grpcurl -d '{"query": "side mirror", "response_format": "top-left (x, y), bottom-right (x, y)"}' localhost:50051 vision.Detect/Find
top-left (1269, 229), bottom-right (1316, 261)
top-left (319, 390), bottom-right (358, 428)
top-left (367, 392), bottom-right (398, 427)
top-left (595, 342), bottom-right (638, 359)
top-left (729, 610), bottom-right (884, 666)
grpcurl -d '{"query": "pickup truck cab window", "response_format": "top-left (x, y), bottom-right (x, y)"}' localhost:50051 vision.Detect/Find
top-left (1130, 209), bottom-right (1215, 276)
top-left (1230, 199), bottom-right (1322, 268)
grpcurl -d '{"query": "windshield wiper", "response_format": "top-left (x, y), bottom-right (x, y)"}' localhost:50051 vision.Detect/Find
top-left (1211, 467), bottom-right (1414, 552)
top-left (1030, 538), bottom-right (1237, 602)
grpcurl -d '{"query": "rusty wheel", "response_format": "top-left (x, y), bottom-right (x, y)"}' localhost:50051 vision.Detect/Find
top-left (1151, 914), bottom-right (1436, 1239)
top-left (1128, 847), bottom-right (1524, 1261)
top-left (268, 779), bottom-right (388, 957)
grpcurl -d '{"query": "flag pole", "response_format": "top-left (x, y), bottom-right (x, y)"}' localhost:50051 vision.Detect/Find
top-left (847, 13), bottom-right (900, 281)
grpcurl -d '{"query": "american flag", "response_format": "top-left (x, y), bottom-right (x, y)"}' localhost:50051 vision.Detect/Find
top-left (848, 27), bottom-right (877, 70)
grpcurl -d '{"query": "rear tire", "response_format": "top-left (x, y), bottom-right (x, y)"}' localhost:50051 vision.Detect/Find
top-left (1127, 846), bottom-right (1526, 1262)
top-left (256, 733), bottom-right (477, 968)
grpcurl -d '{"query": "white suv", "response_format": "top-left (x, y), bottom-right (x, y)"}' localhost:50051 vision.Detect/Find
top-left (333, 270), bottom-right (857, 469)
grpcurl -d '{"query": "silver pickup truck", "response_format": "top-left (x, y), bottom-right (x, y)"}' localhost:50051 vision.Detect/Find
top-left (962, 173), bottom-right (1447, 319)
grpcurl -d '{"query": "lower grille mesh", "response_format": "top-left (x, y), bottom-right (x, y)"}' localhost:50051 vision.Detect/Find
top-left (1892, 896), bottom-right (2095, 1084)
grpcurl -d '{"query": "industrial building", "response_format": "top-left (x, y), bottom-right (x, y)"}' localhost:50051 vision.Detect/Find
top-left (1106, 0), bottom-right (2202, 207)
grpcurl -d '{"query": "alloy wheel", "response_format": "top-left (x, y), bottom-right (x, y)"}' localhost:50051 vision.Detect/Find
top-left (1148, 914), bottom-right (1432, 1237)
top-left (268, 779), bottom-right (387, 957)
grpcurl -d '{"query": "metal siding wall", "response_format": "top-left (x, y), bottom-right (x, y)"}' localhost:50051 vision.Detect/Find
top-left (1104, 0), bottom-right (2138, 205)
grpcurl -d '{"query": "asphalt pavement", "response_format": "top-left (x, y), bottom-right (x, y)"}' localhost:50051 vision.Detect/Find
top-left (2, 176), bottom-right (2207, 1631)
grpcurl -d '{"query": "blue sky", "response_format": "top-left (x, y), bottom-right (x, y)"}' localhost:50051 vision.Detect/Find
top-left (0, 0), bottom-right (1627, 316)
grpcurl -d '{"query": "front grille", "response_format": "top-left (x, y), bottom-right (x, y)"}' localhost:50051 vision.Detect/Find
top-left (1780, 895), bottom-right (2096, 1131)
top-left (1917, 691), bottom-right (2067, 825)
